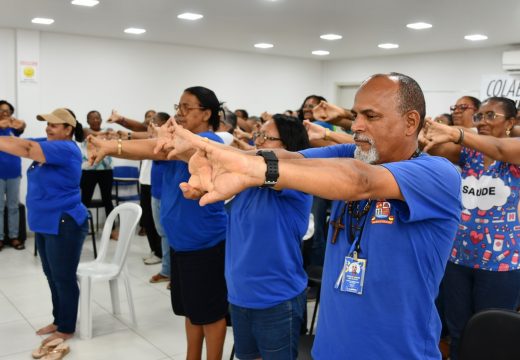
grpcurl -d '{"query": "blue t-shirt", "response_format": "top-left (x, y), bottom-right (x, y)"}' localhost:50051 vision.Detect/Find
top-left (160, 132), bottom-right (227, 251)
top-left (226, 187), bottom-right (312, 309)
top-left (0, 128), bottom-right (22, 179)
top-left (151, 160), bottom-right (167, 200)
top-left (26, 139), bottom-right (88, 235)
top-left (450, 146), bottom-right (520, 271)
top-left (300, 144), bottom-right (461, 360)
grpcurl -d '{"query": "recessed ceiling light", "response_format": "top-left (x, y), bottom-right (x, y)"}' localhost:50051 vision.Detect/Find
top-left (31, 17), bottom-right (54, 25)
top-left (378, 43), bottom-right (399, 49)
top-left (406, 22), bottom-right (432, 30)
top-left (320, 34), bottom-right (342, 41)
top-left (464, 34), bottom-right (488, 41)
top-left (254, 43), bottom-right (274, 49)
top-left (124, 28), bottom-right (146, 35)
top-left (177, 13), bottom-right (204, 21)
top-left (71, 0), bottom-right (99, 6)
top-left (312, 50), bottom-right (330, 56)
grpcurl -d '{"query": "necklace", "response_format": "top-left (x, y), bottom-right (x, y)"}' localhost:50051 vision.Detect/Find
top-left (328, 148), bottom-right (421, 245)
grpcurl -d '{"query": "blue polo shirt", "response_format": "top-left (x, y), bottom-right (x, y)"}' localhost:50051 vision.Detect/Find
top-left (300, 144), bottom-right (461, 360)
top-left (226, 187), bottom-right (312, 309)
top-left (26, 139), bottom-right (88, 235)
top-left (0, 128), bottom-right (22, 179)
top-left (151, 160), bottom-right (167, 200)
top-left (160, 132), bottom-right (227, 252)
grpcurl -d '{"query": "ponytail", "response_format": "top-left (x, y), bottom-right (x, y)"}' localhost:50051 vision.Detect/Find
top-left (73, 122), bottom-right (84, 142)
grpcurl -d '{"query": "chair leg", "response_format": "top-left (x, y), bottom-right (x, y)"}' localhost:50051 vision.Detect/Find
top-left (309, 285), bottom-right (320, 335)
top-left (109, 279), bottom-right (122, 315)
top-left (96, 207), bottom-right (99, 233)
top-left (123, 272), bottom-right (137, 326)
top-left (79, 276), bottom-right (93, 340)
top-left (230, 344), bottom-right (235, 360)
top-left (34, 239), bottom-right (37, 257)
top-left (88, 215), bottom-right (97, 259)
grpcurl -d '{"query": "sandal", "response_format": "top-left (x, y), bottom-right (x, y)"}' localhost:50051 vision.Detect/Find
top-left (10, 239), bottom-right (25, 250)
top-left (41, 342), bottom-right (70, 360)
top-left (32, 338), bottom-right (64, 359)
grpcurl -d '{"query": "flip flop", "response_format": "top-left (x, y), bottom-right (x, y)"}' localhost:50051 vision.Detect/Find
top-left (41, 342), bottom-right (70, 360)
top-left (31, 338), bottom-right (64, 359)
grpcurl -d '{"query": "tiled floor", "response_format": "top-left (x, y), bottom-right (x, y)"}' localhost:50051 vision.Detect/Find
top-left (0, 233), bottom-right (236, 359)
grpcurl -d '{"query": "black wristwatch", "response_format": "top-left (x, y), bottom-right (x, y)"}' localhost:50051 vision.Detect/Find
top-left (256, 150), bottom-right (279, 188)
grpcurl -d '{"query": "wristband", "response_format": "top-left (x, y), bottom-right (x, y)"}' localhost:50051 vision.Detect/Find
top-left (256, 150), bottom-right (279, 188)
top-left (117, 138), bottom-right (122, 155)
top-left (455, 128), bottom-right (464, 145)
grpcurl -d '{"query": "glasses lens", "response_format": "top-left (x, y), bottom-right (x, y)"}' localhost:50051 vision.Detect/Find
top-left (451, 104), bottom-right (472, 112)
top-left (473, 113), bottom-right (483, 122)
top-left (485, 111), bottom-right (496, 121)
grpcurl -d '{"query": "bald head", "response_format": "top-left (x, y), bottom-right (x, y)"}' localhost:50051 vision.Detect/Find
top-left (362, 73), bottom-right (426, 132)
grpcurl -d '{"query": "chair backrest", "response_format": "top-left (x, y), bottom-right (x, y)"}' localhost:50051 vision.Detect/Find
top-left (458, 308), bottom-right (520, 360)
top-left (112, 166), bottom-right (139, 181)
top-left (93, 203), bottom-right (142, 274)
top-left (112, 166), bottom-right (140, 203)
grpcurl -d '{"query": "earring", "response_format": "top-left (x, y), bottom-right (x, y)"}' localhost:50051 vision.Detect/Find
top-left (506, 128), bottom-right (511, 137)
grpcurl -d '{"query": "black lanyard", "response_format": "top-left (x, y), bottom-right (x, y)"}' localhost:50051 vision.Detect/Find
top-left (329, 148), bottom-right (422, 251)
top-left (347, 200), bottom-right (373, 254)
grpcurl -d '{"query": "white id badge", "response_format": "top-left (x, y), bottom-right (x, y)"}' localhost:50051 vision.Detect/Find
top-left (337, 256), bottom-right (366, 295)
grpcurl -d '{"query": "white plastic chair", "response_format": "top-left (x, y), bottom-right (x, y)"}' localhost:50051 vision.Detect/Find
top-left (77, 202), bottom-right (142, 339)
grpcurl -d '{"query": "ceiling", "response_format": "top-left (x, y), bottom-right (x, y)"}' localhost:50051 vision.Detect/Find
top-left (1, 0), bottom-right (520, 60)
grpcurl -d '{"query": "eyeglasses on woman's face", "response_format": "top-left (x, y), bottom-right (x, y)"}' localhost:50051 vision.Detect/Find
top-left (450, 104), bottom-right (476, 112)
top-left (473, 111), bottom-right (506, 123)
top-left (174, 103), bottom-right (205, 115)
top-left (252, 131), bottom-right (281, 144)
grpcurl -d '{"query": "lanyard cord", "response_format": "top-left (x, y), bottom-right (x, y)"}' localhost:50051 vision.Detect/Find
top-left (346, 148), bottom-right (422, 255)
top-left (347, 200), bottom-right (373, 255)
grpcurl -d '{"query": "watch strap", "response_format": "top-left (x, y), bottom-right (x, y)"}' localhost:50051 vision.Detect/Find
top-left (256, 150), bottom-right (279, 187)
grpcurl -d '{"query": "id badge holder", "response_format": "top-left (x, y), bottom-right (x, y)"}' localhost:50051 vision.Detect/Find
top-left (334, 251), bottom-right (367, 295)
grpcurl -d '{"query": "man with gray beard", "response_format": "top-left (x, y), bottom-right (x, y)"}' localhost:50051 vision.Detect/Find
top-left (167, 73), bottom-right (462, 360)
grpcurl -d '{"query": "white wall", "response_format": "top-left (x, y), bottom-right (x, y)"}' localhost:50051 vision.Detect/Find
top-left (321, 46), bottom-right (510, 117)
top-left (39, 32), bottom-right (322, 121)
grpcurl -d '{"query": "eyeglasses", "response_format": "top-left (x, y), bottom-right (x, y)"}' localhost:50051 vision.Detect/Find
top-left (473, 111), bottom-right (506, 123)
top-left (450, 104), bottom-right (476, 112)
top-left (174, 104), bottom-right (205, 115)
top-left (253, 131), bottom-right (281, 144)
top-left (0, 108), bottom-right (11, 114)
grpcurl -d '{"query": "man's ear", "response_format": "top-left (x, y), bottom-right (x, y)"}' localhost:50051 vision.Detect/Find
top-left (405, 110), bottom-right (421, 136)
